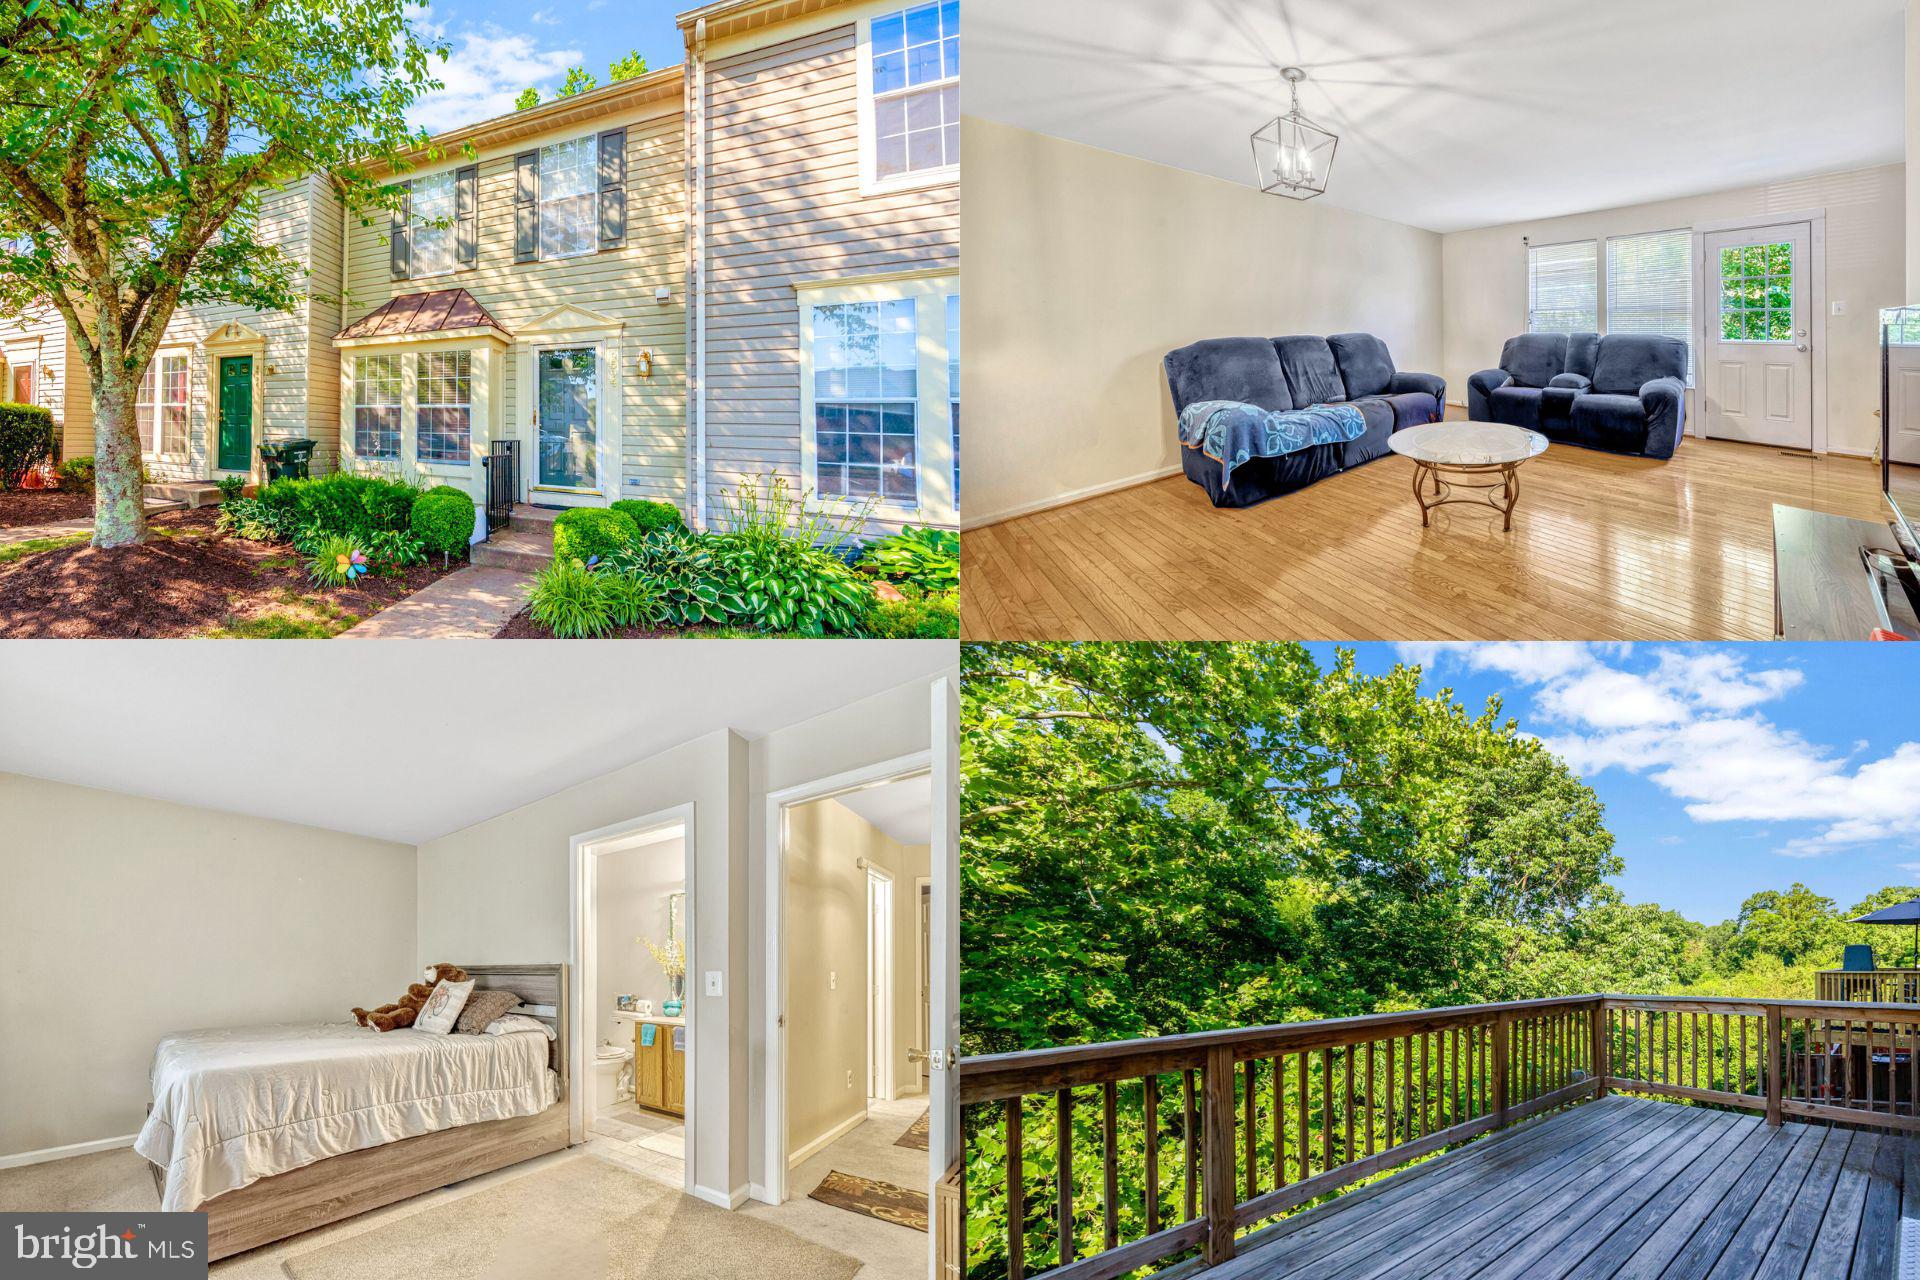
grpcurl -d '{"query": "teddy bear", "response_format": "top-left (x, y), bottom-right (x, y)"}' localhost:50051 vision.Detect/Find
top-left (352, 963), bottom-right (470, 1032)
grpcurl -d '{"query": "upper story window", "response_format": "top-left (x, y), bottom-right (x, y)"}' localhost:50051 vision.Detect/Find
top-left (863, 2), bottom-right (959, 192)
top-left (539, 135), bottom-right (597, 261)
top-left (410, 171), bottom-right (457, 278)
top-left (514, 129), bottom-right (626, 264)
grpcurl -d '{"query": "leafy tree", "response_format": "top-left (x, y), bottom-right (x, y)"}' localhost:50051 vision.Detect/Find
top-left (514, 86), bottom-right (540, 111)
top-left (608, 52), bottom-right (648, 82)
top-left (0, 0), bottom-right (444, 546)
top-left (556, 67), bottom-right (596, 98)
top-left (1726, 883), bottom-right (1844, 968)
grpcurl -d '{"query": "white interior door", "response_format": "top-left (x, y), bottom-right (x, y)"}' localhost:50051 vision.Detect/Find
top-left (928, 676), bottom-right (959, 1277)
top-left (1889, 336), bottom-right (1920, 466)
top-left (1699, 223), bottom-right (1813, 449)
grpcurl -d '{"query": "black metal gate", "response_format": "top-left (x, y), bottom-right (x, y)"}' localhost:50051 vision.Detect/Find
top-left (482, 439), bottom-right (518, 539)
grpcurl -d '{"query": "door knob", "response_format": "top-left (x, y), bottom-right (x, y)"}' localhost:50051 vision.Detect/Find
top-left (1796, 343), bottom-right (1810, 353)
top-left (906, 1047), bottom-right (929, 1063)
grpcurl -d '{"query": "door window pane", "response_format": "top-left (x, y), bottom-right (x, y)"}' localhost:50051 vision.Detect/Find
top-left (813, 299), bottom-right (918, 504)
top-left (1719, 242), bottom-right (1793, 343)
top-left (538, 347), bottom-right (597, 488)
top-left (354, 355), bottom-right (401, 460)
top-left (416, 350), bottom-right (472, 465)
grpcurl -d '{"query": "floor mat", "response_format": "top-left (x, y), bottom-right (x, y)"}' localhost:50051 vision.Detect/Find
top-left (894, 1109), bottom-right (931, 1150)
top-left (806, 1168), bottom-right (928, 1233)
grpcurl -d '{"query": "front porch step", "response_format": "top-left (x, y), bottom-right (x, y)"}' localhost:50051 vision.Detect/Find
top-left (144, 480), bottom-right (226, 509)
top-left (471, 523), bottom-right (553, 571)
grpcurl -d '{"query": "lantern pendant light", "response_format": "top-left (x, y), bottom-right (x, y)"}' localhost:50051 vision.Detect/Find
top-left (1251, 67), bottom-right (1338, 201)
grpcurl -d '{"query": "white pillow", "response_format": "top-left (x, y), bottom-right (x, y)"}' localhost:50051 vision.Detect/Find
top-left (414, 978), bottom-right (475, 1035)
top-left (485, 1013), bottom-right (556, 1041)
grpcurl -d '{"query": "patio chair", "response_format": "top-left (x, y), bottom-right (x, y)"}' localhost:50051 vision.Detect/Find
top-left (1843, 943), bottom-right (1876, 972)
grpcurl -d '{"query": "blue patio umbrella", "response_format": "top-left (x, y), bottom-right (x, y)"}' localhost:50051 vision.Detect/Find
top-left (1851, 899), bottom-right (1920, 968)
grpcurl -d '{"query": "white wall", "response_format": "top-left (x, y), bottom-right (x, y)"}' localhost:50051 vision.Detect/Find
top-left (0, 774), bottom-right (416, 1160)
top-left (962, 116), bottom-right (1446, 528)
top-left (1908, 0), bottom-right (1920, 299)
top-left (413, 730), bottom-right (748, 1205)
top-left (1441, 163), bottom-right (1906, 458)
top-left (595, 838), bottom-right (685, 1038)
top-left (895, 843), bottom-right (931, 1096)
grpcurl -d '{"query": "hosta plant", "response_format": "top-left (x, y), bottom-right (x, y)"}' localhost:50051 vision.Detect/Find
top-left (603, 532), bottom-right (744, 628)
top-left (709, 533), bottom-right (872, 636)
top-left (856, 525), bottom-right (959, 594)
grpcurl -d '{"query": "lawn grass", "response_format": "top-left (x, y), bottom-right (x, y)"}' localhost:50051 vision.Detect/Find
top-left (0, 533), bottom-right (88, 565)
top-left (200, 589), bottom-right (361, 639)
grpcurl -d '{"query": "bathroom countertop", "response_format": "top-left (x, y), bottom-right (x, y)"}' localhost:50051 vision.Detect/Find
top-left (611, 1010), bottom-right (686, 1027)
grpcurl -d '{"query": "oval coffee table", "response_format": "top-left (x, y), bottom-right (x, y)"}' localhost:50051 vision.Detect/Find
top-left (1387, 422), bottom-right (1548, 531)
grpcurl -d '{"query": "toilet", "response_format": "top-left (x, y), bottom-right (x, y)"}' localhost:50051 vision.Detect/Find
top-left (594, 1041), bottom-right (634, 1112)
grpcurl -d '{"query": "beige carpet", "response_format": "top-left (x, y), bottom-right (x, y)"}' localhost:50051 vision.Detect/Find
top-left (281, 1154), bottom-right (861, 1280)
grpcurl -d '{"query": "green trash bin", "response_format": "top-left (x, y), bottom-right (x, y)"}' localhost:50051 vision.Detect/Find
top-left (259, 438), bottom-right (318, 482)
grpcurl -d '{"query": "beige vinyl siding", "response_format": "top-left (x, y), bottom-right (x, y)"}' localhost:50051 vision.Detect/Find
top-left (702, 22), bottom-right (960, 532)
top-left (0, 307), bottom-right (81, 459)
top-left (341, 107), bottom-right (688, 508)
top-left (302, 174), bottom-right (346, 472)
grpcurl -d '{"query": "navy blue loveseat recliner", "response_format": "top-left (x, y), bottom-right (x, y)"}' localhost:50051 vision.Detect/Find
top-left (1164, 333), bottom-right (1445, 508)
top-left (1468, 332), bottom-right (1686, 459)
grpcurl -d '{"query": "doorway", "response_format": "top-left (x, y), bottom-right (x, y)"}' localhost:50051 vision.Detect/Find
top-left (568, 805), bottom-right (695, 1197)
top-left (866, 865), bottom-right (894, 1102)
top-left (536, 346), bottom-right (598, 490)
top-left (1697, 219), bottom-right (1819, 450)
top-left (217, 355), bottom-right (253, 472)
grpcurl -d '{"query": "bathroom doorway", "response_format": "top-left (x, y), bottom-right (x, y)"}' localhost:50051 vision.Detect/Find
top-left (866, 864), bottom-right (894, 1101)
top-left (568, 805), bottom-right (694, 1196)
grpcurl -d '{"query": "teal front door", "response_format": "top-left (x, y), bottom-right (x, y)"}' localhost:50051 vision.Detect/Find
top-left (218, 356), bottom-right (253, 472)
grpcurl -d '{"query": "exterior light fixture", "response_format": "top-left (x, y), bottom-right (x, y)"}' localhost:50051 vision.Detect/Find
top-left (1251, 67), bottom-right (1337, 201)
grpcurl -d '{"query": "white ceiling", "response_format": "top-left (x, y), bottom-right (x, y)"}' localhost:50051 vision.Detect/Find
top-left (830, 772), bottom-right (933, 846)
top-left (965, 0), bottom-right (1906, 233)
top-left (0, 641), bottom-right (956, 845)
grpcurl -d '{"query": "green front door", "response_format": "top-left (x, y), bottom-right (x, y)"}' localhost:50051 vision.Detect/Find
top-left (218, 356), bottom-right (253, 472)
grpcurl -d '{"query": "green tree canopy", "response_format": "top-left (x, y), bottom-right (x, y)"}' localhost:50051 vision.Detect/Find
top-left (0, 0), bottom-right (443, 544)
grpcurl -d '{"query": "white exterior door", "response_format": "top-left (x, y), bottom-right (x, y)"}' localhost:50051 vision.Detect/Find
top-left (1699, 222), bottom-right (1813, 449)
top-left (928, 676), bottom-right (959, 1278)
top-left (1889, 332), bottom-right (1920, 466)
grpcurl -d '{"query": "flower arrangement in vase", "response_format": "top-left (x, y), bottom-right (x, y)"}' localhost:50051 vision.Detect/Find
top-left (642, 935), bottom-right (686, 1017)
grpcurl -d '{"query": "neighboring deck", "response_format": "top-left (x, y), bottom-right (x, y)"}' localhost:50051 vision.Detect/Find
top-left (1215, 1095), bottom-right (1908, 1280)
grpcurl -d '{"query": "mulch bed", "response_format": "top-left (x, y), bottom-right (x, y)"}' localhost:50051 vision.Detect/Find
top-left (494, 608), bottom-right (678, 640)
top-left (0, 488), bottom-right (95, 527)
top-left (0, 507), bottom-right (463, 638)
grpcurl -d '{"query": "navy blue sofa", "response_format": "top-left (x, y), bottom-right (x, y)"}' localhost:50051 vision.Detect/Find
top-left (1164, 332), bottom-right (1445, 508)
top-left (1468, 332), bottom-right (1686, 459)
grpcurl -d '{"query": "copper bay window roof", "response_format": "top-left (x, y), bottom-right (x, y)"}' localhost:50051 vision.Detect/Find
top-left (336, 289), bottom-right (510, 341)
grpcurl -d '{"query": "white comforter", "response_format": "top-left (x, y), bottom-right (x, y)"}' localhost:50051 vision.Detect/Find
top-left (134, 1022), bottom-right (559, 1211)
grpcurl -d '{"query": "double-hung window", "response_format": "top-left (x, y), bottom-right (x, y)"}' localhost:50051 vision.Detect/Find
top-left (539, 135), bottom-right (597, 261)
top-left (136, 354), bottom-right (189, 455)
top-left (354, 355), bottom-right (402, 460)
top-left (1528, 241), bottom-right (1599, 333)
top-left (410, 170), bottom-right (456, 278)
top-left (801, 275), bottom-right (959, 522)
top-left (1607, 229), bottom-right (1693, 379)
top-left (416, 351), bottom-right (472, 465)
top-left (864, 2), bottom-right (959, 191)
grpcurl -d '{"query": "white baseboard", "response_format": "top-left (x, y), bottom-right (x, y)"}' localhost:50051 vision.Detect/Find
top-left (748, 1181), bottom-right (777, 1206)
top-left (963, 464), bottom-right (1183, 530)
top-left (787, 1107), bottom-right (868, 1170)
top-left (692, 1183), bottom-right (750, 1210)
top-left (0, 1134), bottom-right (139, 1170)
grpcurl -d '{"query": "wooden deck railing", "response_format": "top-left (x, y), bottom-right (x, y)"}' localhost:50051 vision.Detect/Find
top-left (1816, 968), bottom-right (1920, 1004)
top-left (960, 994), bottom-right (1920, 1280)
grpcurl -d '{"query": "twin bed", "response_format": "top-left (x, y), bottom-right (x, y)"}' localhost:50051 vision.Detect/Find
top-left (135, 964), bottom-right (571, 1261)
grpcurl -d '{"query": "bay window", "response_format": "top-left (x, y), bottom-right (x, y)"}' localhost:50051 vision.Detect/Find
top-left (416, 350), bottom-right (472, 465)
top-left (353, 355), bottom-right (402, 460)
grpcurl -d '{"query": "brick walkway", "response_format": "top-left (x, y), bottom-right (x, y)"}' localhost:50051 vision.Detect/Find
top-left (337, 564), bottom-right (533, 639)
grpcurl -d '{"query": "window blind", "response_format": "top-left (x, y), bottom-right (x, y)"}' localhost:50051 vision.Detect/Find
top-left (1528, 240), bottom-right (1598, 333)
top-left (1608, 229), bottom-right (1693, 376)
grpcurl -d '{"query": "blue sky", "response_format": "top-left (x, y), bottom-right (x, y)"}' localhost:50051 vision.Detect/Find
top-left (405, 1), bottom-right (686, 133)
top-left (1301, 643), bottom-right (1920, 926)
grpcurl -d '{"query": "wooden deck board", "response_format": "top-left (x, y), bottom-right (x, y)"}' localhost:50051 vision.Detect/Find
top-left (962, 433), bottom-right (1893, 642)
top-left (1215, 1099), bottom-right (1913, 1280)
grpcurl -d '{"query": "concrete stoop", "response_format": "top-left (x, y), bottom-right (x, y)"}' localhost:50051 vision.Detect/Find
top-left (144, 480), bottom-right (225, 509)
top-left (471, 505), bottom-right (559, 572)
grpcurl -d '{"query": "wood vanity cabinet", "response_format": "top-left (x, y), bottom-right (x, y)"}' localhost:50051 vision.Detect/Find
top-left (631, 1019), bottom-right (685, 1118)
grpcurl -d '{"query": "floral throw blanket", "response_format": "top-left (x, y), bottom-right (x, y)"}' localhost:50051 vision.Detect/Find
top-left (1177, 400), bottom-right (1368, 491)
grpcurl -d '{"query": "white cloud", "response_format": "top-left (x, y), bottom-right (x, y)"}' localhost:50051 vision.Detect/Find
top-left (1415, 644), bottom-right (1915, 859)
top-left (530, 8), bottom-right (559, 25)
top-left (406, 19), bottom-right (582, 134)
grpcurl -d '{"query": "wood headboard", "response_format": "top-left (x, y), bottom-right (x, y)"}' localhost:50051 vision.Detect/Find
top-left (466, 963), bottom-right (568, 1094)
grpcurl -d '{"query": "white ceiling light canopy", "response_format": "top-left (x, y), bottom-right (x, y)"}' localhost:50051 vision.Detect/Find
top-left (1252, 66), bottom-right (1337, 201)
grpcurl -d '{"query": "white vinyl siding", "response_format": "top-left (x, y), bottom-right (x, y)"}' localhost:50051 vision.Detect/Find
top-left (1607, 229), bottom-right (1694, 379)
top-left (354, 355), bottom-right (402, 459)
top-left (410, 170), bottom-right (457, 279)
top-left (1528, 240), bottom-right (1598, 333)
top-left (538, 135), bottom-right (598, 262)
top-left (416, 350), bottom-right (472, 466)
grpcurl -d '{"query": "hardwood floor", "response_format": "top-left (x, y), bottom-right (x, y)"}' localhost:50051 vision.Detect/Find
top-left (961, 435), bottom-right (1891, 641)
top-left (1212, 1095), bottom-right (1906, 1280)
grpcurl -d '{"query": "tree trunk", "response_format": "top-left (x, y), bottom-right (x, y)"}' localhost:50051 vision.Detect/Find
top-left (90, 360), bottom-right (147, 548)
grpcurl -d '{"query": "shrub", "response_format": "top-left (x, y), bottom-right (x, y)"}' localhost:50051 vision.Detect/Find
top-left (709, 532), bottom-right (872, 636)
top-left (714, 471), bottom-right (872, 555)
top-left (306, 533), bottom-right (369, 588)
top-left (56, 455), bottom-right (95, 492)
top-left (0, 402), bottom-right (54, 490)
top-left (528, 557), bottom-right (614, 638)
top-left (862, 591), bottom-right (959, 639)
top-left (597, 571), bottom-right (664, 629)
top-left (552, 506), bottom-right (639, 564)
top-left (362, 529), bottom-right (428, 575)
top-left (857, 525), bottom-right (959, 594)
top-left (611, 498), bottom-right (686, 536)
top-left (602, 531), bottom-right (743, 628)
top-left (258, 473), bottom-right (420, 541)
top-left (410, 488), bottom-right (476, 563)
top-left (215, 475), bottom-right (248, 504)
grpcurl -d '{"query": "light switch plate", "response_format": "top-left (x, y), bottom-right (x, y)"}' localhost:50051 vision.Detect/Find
top-left (704, 970), bottom-right (722, 997)
top-left (1833, 300), bottom-right (1848, 316)
top-left (830, 970), bottom-right (837, 990)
